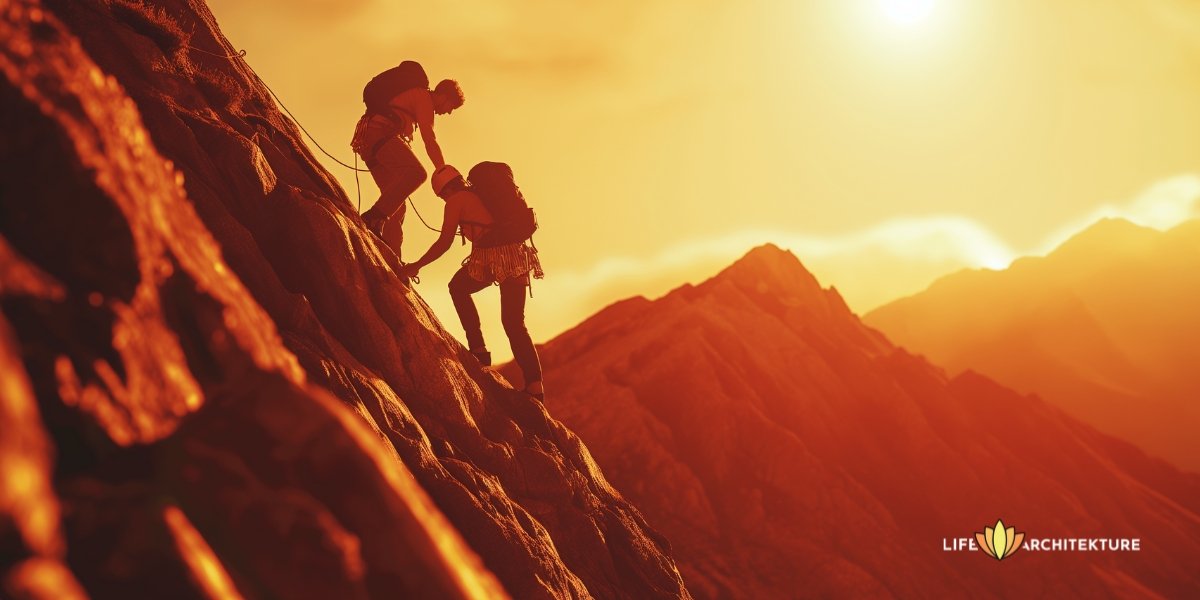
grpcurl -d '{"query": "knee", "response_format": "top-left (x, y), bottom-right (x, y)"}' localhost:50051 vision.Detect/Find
top-left (448, 278), bottom-right (470, 299)
top-left (381, 166), bottom-right (426, 201)
top-left (379, 185), bottom-right (407, 206)
top-left (406, 166), bottom-right (427, 189)
top-left (501, 312), bottom-right (528, 336)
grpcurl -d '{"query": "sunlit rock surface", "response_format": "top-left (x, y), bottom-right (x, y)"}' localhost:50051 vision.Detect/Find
top-left (0, 1), bottom-right (690, 598)
top-left (532, 244), bottom-right (1200, 598)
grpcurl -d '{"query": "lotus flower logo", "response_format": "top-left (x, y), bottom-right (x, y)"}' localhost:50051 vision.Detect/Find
top-left (976, 519), bottom-right (1024, 560)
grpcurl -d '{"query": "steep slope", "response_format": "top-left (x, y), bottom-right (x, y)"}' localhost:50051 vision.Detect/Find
top-left (1, 1), bottom-right (689, 598)
top-left (532, 244), bottom-right (1200, 598)
top-left (865, 218), bottom-right (1200, 470)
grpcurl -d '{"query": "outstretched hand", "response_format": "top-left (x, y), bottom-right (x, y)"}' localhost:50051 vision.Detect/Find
top-left (399, 263), bottom-right (421, 281)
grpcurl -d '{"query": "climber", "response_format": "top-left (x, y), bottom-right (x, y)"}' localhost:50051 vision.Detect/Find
top-left (399, 165), bottom-right (545, 401)
top-left (351, 61), bottom-right (464, 257)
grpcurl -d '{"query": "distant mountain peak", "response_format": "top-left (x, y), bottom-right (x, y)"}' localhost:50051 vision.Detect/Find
top-left (536, 230), bottom-right (1200, 599)
top-left (866, 212), bottom-right (1200, 471)
top-left (714, 244), bottom-right (825, 300)
top-left (690, 244), bottom-right (888, 352)
top-left (1050, 217), bottom-right (1159, 259)
top-left (1078, 216), bottom-right (1157, 238)
top-left (737, 242), bottom-right (795, 263)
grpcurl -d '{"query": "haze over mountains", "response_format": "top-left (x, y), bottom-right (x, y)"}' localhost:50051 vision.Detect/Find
top-left (866, 218), bottom-right (1200, 471)
top-left (532, 244), bottom-right (1200, 598)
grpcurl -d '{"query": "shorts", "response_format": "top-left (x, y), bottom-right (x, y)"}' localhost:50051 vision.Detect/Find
top-left (367, 138), bottom-right (424, 196)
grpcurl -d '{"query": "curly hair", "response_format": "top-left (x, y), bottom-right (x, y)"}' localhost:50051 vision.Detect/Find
top-left (434, 79), bottom-right (465, 109)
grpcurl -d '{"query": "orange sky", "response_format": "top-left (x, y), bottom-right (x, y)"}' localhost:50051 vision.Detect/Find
top-left (208, 0), bottom-right (1200, 358)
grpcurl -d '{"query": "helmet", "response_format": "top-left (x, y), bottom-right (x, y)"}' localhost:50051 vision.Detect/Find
top-left (432, 164), bottom-right (463, 195)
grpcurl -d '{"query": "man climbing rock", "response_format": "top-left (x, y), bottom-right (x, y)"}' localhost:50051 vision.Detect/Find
top-left (351, 61), bottom-right (464, 257)
top-left (401, 164), bottom-right (546, 401)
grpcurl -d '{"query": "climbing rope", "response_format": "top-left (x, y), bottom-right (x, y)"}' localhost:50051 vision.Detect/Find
top-left (185, 42), bottom-right (368, 173)
top-left (183, 36), bottom-right (447, 232)
top-left (353, 153), bottom-right (362, 211)
top-left (406, 195), bottom-right (443, 233)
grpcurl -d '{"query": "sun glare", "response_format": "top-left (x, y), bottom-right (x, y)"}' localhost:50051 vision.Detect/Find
top-left (879, 0), bottom-right (936, 27)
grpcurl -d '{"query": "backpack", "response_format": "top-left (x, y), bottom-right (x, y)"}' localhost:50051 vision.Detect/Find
top-left (468, 162), bottom-right (538, 248)
top-left (362, 61), bottom-right (428, 116)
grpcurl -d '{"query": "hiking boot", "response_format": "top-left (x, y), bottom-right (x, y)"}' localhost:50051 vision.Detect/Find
top-left (471, 349), bottom-right (492, 367)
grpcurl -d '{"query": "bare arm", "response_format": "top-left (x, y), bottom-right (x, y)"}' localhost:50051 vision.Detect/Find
top-left (413, 92), bottom-right (445, 170)
top-left (405, 198), bottom-right (460, 274)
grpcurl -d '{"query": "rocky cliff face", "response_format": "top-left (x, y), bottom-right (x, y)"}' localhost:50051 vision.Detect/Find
top-left (532, 244), bottom-right (1200, 598)
top-left (0, 1), bottom-right (689, 598)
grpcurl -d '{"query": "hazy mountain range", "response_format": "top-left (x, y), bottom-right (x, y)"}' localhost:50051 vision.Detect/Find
top-left (529, 244), bottom-right (1200, 598)
top-left (866, 218), bottom-right (1200, 471)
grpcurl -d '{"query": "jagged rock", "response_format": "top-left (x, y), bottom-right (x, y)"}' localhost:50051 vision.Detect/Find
top-left (532, 244), bottom-right (1200, 598)
top-left (0, 0), bottom-right (689, 598)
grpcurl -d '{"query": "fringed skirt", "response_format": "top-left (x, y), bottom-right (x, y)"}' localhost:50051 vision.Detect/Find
top-left (465, 241), bottom-right (544, 284)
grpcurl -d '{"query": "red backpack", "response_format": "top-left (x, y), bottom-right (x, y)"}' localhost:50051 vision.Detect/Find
top-left (468, 162), bottom-right (538, 248)
top-left (362, 61), bottom-right (428, 117)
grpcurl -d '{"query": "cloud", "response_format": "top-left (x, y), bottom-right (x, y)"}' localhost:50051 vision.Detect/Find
top-left (552, 216), bottom-right (1012, 288)
top-left (536, 173), bottom-right (1200, 328)
top-left (549, 216), bottom-right (1015, 294)
top-left (526, 215), bottom-right (1019, 332)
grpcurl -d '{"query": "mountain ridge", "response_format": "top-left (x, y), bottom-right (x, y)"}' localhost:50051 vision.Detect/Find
top-left (865, 216), bottom-right (1200, 470)
top-left (529, 243), bottom-right (1200, 598)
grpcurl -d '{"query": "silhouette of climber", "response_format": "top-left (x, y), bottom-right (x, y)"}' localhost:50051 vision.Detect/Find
top-left (352, 61), bottom-right (464, 257)
top-left (400, 165), bottom-right (545, 401)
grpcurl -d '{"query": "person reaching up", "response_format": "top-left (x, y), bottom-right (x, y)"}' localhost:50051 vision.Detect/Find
top-left (400, 164), bottom-right (545, 401)
top-left (351, 61), bottom-right (464, 257)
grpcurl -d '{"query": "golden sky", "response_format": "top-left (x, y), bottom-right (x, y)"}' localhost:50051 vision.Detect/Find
top-left (208, 0), bottom-right (1200, 357)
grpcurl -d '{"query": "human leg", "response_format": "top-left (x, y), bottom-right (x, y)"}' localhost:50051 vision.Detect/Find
top-left (380, 200), bottom-right (406, 253)
top-left (361, 139), bottom-right (425, 234)
top-left (499, 276), bottom-right (542, 394)
top-left (449, 267), bottom-right (491, 363)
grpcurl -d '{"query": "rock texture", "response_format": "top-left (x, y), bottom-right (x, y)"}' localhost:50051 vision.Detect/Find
top-left (530, 244), bottom-right (1200, 598)
top-left (0, 0), bottom-right (689, 598)
top-left (865, 218), bottom-right (1200, 471)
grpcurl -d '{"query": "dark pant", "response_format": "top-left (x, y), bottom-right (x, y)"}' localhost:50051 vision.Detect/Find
top-left (449, 267), bottom-right (542, 386)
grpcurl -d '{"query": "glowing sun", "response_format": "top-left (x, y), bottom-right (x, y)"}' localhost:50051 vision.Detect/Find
top-left (879, 0), bottom-right (936, 26)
